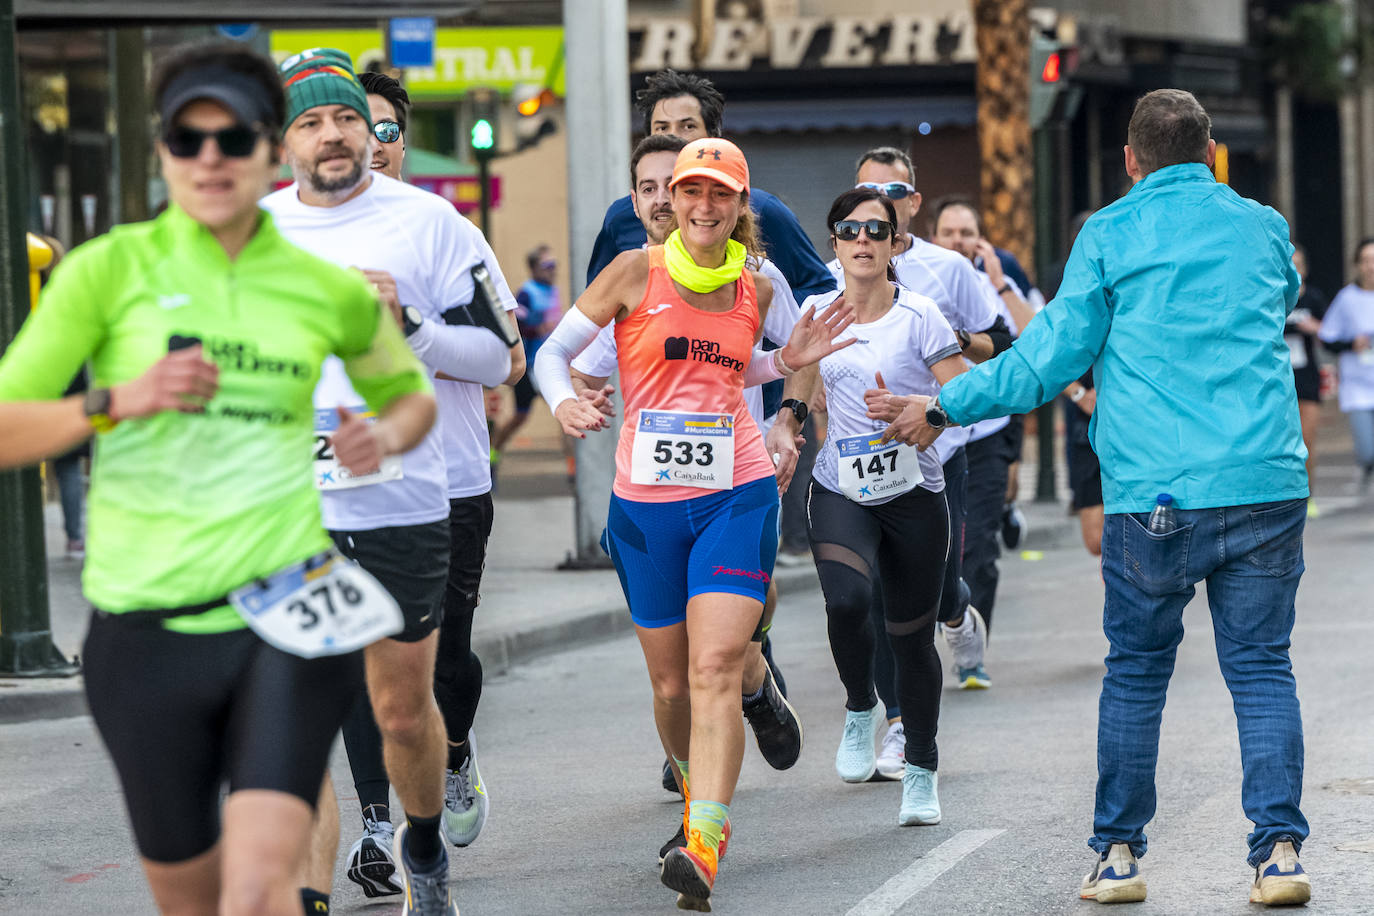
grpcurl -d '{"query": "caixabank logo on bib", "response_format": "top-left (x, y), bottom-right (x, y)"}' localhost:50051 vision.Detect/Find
top-left (663, 336), bottom-right (744, 371)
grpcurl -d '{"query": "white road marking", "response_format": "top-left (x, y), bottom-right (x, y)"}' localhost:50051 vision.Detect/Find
top-left (844, 828), bottom-right (1006, 916)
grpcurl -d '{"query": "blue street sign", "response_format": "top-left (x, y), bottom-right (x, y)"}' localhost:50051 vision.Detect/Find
top-left (216, 24), bottom-right (258, 41)
top-left (390, 17), bottom-right (437, 69)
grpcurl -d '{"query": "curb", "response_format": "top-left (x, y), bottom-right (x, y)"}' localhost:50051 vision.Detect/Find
top-left (0, 567), bottom-right (824, 726)
top-left (0, 512), bottom-right (1080, 727)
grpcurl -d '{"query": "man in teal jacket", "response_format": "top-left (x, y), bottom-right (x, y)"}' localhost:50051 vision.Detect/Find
top-left (890, 90), bottom-right (1311, 907)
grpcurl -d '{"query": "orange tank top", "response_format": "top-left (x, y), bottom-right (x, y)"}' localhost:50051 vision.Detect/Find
top-left (613, 246), bottom-right (775, 502)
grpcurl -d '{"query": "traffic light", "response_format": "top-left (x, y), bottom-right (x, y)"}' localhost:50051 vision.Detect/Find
top-left (471, 118), bottom-right (495, 154)
top-left (513, 85), bottom-right (559, 151)
top-left (468, 89), bottom-right (499, 164)
top-left (1029, 32), bottom-right (1081, 129)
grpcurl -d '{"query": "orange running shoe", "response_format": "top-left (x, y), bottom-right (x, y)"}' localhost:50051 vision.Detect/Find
top-left (659, 815), bottom-right (729, 867)
top-left (661, 829), bottom-right (720, 912)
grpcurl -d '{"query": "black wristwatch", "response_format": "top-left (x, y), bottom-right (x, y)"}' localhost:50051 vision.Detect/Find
top-left (779, 398), bottom-right (808, 425)
top-left (956, 328), bottom-right (971, 351)
top-left (402, 305), bottom-right (423, 337)
top-left (925, 395), bottom-right (949, 430)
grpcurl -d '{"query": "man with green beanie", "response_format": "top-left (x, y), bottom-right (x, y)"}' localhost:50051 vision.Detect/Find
top-left (266, 47), bottom-right (523, 916)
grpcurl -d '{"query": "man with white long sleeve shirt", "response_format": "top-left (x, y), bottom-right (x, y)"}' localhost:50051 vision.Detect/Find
top-left (261, 48), bottom-right (521, 913)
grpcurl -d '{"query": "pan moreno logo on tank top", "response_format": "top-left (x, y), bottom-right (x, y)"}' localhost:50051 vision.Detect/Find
top-left (663, 336), bottom-right (744, 371)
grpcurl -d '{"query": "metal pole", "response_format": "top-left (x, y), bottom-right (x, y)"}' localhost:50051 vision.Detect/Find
top-left (0, 0), bottom-right (75, 675)
top-left (560, 0), bottom-right (629, 569)
top-left (477, 155), bottom-right (490, 236)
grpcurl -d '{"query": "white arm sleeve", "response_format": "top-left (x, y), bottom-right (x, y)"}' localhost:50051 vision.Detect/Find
top-left (407, 319), bottom-right (512, 388)
top-left (532, 305), bottom-right (605, 411)
top-left (742, 347), bottom-right (786, 387)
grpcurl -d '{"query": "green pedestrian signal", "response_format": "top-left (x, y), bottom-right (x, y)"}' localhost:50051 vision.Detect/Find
top-left (471, 118), bottom-right (495, 151)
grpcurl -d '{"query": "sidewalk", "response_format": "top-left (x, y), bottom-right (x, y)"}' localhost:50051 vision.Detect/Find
top-left (5, 399), bottom-right (1364, 723)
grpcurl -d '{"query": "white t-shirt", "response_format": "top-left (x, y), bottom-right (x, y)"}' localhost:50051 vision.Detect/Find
top-left (571, 257), bottom-right (801, 433)
top-left (827, 235), bottom-right (1009, 458)
top-left (1320, 283), bottom-right (1374, 411)
top-left (806, 286), bottom-right (962, 502)
top-left (262, 175), bottom-right (453, 531)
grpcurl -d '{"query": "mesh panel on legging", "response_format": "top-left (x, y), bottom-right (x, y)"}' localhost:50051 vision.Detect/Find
top-left (808, 479), bottom-right (948, 771)
top-left (873, 446), bottom-right (968, 720)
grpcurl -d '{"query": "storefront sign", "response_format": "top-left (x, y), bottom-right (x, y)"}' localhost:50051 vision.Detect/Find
top-left (269, 27), bottom-right (565, 98)
top-left (629, 14), bottom-right (976, 73)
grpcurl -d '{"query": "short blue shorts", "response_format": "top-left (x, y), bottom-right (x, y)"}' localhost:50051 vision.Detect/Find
top-left (605, 475), bottom-right (780, 628)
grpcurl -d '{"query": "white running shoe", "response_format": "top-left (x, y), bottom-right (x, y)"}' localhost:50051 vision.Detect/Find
top-left (442, 728), bottom-right (489, 847)
top-left (942, 605), bottom-right (987, 676)
top-left (875, 722), bottom-right (905, 781)
top-left (835, 701), bottom-right (885, 783)
top-left (346, 815), bottom-right (403, 898)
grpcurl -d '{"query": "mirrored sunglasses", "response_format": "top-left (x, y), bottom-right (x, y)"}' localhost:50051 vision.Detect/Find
top-left (163, 125), bottom-right (262, 158)
top-left (856, 181), bottom-right (916, 200)
top-left (373, 120), bottom-right (402, 143)
top-left (833, 219), bottom-right (894, 242)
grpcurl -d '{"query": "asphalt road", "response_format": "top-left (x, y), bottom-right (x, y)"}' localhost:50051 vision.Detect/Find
top-left (3, 504), bottom-right (1373, 915)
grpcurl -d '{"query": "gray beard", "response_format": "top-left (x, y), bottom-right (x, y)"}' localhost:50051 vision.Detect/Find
top-left (305, 156), bottom-right (364, 194)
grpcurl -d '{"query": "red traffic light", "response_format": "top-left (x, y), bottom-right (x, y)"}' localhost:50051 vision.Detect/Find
top-left (1042, 51), bottom-right (1061, 83)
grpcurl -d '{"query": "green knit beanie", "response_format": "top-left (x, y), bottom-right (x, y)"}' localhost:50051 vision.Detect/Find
top-left (278, 48), bottom-right (371, 129)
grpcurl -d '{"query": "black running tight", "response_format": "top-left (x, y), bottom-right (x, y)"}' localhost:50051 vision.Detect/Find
top-left (806, 479), bottom-right (949, 771)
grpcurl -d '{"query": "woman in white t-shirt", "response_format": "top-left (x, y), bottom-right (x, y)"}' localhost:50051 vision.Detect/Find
top-left (1319, 237), bottom-right (1374, 490)
top-left (803, 188), bottom-right (967, 826)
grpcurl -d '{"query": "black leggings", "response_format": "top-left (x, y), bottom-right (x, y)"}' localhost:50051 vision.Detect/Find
top-left (83, 611), bottom-right (363, 863)
top-left (434, 493), bottom-right (495, 744)
top-left (806, 479), bottom-right (949, 771)
top-left (873, 447), bottom-right (968, 719)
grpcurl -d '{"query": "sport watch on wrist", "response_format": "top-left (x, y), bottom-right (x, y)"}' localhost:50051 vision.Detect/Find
top-left (925, 395), bottom-right (949, 430)
top-left (956, 328), bottom-right (971, 351)
top-left (83, 387), bottom-right (118, 433)
top-left (779, 398), bottom-right (808, 425)
top-left (402, 305), bottom-right (423, 337)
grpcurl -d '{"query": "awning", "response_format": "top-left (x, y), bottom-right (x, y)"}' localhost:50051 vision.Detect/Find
top-left (721, 96), bottom-right (976, 134)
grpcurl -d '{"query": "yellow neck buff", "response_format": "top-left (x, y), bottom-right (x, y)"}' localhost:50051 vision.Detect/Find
top-left (663, 229), bottom-right (747, 293)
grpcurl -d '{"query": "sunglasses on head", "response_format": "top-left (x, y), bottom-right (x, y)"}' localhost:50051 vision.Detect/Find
top-left (163, 124), bottom-right (263, 158)
top-left (833, 219), bottom-right (894, 242)
top-left (856, 181), bottom-right (916, 200)
top-left (373, 120), bottom-right (401, 144)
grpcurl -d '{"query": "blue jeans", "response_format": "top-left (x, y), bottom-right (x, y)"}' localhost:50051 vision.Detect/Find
top-left (1347, 407), bottom-right (1374, 468)
top-left (1092, 499), bottom-right (1308, 867)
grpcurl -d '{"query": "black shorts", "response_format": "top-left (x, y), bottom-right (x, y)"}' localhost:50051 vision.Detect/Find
top-left (82, 610), bottom-right (363, 863)
top-left (513, 371), bottom-right (537, 413)
top-left (1292, 365), bottom-right (1321, 403)
top-left (1063, 401), bottom-right (1103, 510)
top-left (331, 517), bottom-right (450, 642)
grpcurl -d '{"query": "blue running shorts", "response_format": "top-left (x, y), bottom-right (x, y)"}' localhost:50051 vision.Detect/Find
top-left (605, 475), bottom-right (779, 628)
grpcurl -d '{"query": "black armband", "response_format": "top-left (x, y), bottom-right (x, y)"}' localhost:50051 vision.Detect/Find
top-left (981, 315), bottom-right (1014, 356)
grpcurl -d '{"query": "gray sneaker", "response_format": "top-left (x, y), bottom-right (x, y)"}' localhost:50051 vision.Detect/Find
top-left (345, 814), bottom-right (403, 898)
top-left (442, 728), bottom-right (489, 847)
top-left (392, 822), bottom-right (458, 916)
top-left (941, 605), bottom-right (987, 677)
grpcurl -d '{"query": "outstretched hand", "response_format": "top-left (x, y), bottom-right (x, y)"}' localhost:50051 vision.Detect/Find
top-left (863, 371), bottom-right (909, 422)
top-left (554, 397), bottom-right (610, 438)
top-left (778, 299), bottom-right (857, 370)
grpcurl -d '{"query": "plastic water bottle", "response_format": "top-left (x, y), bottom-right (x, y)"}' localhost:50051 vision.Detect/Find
top-left (1148, 493), bottom-right (1176, 534)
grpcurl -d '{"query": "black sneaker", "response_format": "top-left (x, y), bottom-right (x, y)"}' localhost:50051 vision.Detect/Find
top-left (658, 822), bottom-right (687, 867)
top-left (661, 757), bottom-right (682, 795)
top-left (761, 634), bottom-right (787, 697)
top-left (1000, 501), bottom-right (1025, 550)
top-left (742, 663), bottom-right (803, 769)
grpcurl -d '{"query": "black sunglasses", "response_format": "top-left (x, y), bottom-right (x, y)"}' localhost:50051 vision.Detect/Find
top-left (856, 181), bottom-right (916, 200)
top-left (373, 120), bottom-right (402, 143)
top-left (163, 124), bottom-right (263, 159)
top-left (833, 219), bottom-right (894, 242)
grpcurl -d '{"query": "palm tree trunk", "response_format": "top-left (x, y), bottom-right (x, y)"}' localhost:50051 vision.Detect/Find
top-left (973, 0), bottom-right (1034, 272)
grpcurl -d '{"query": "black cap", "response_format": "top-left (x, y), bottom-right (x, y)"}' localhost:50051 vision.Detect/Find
top-left (158, 66), bottom-right (278, 130)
